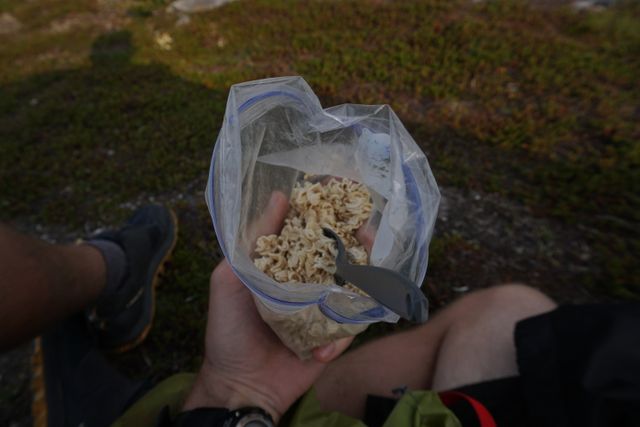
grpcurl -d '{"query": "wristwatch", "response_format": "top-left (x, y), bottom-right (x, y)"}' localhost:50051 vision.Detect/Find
top-left (171, 406), bottom-right (274, 427)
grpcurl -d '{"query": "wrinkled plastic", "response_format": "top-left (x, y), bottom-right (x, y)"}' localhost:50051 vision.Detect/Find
top-left (206, 76), bottom-right (440, 358)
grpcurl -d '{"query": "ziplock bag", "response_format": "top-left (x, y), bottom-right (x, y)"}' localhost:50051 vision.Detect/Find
top-left (206, 76), bottom-right (440, 358)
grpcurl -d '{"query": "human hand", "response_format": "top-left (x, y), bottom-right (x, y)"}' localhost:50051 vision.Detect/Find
top-left (183, 192), bottom-right (353, 422)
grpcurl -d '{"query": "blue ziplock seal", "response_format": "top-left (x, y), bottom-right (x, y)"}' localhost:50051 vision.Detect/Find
top-left (403, 162), bottom-right (429, 285)
top-left (319, 298), bottom-right (390, 324)
top-left (239, 90), bottom-right (310, 113)
top-left (227, 90), bottom-right (315, 125)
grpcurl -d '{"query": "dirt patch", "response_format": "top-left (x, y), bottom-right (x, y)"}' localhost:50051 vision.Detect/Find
top-left (427, 186), bottom-right (600, 311)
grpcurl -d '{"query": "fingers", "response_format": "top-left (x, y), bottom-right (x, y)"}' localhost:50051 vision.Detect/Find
top-left (355, 223), bottom-right (375, 255)
top-left (249, 192), bottom-right (289, 251)
top-left (210, 259), bottom-right (235, 285)
top-left (318, 176), bottom-right (374, 253)
top-left (312, 336), bottom-right (354, 363)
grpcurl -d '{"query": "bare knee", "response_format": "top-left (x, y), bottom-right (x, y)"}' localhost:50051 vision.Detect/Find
top-left (478, 284), bottom-right (557, 319)
top-left (435, 284), bottom-right (557, 332)
top-left (428, 285), bottom-right (555, 390)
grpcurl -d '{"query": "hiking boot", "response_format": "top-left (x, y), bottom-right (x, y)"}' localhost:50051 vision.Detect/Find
top-left (86, 204), bottom-right (178, 352)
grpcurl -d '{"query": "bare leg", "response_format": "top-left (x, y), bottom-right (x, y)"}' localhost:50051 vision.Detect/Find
top-left (0, 224), bottom-right (106, 351)
top-left (315, 284), bottom-right (556, 419)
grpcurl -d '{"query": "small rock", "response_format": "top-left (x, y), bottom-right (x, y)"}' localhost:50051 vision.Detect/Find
top-left (176, 13), bottom-right (191, 26)
top-left (572, 0), bottom-right (609, 11)
top-left (0, 13), bottom-right (21, 35)
top-left (155, 32), bottom-right (173, 50)
top-left (169, 0), bottom-right (236, 13)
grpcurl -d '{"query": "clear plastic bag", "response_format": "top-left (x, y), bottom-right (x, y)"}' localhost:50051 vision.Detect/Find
top-left (206, 76), bottom-right (440, 358)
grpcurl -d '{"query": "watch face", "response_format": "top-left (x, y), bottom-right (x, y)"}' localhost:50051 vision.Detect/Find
top-left (236, 413), bottom-right (274, 427)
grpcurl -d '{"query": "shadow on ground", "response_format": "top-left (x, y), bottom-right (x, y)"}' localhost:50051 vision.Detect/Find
top-left (0, 30), bottom-right (225, 227)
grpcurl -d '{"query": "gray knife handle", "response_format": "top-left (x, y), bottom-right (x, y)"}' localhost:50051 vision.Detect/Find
top-left (336, 263), bottom-right (429, 323)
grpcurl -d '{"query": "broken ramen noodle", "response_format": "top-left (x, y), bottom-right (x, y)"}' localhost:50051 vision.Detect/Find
top-left (254, 177), bottom-right (373, 292)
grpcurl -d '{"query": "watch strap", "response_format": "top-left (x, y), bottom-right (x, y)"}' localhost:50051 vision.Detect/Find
top-left (170, 406), bottom-right (274, 427)
top-left (173, 407), bottom-right (230, 426)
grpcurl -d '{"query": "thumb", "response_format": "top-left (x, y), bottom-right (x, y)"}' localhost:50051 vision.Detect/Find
top-left (248, 192), bottom-right (289, 250)
top-left (312, 336), bottom-right (354, 363)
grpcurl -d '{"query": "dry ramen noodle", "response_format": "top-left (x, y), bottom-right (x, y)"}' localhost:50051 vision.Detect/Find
top-left (254, 177), bottom-right (373, 292)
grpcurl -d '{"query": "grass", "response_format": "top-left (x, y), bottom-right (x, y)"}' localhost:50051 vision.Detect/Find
top-left (0, 0), bottom-right (638, 391)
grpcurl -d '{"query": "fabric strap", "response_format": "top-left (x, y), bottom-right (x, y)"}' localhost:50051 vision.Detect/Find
top-left (439, 391), bottom-right (496, 427)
